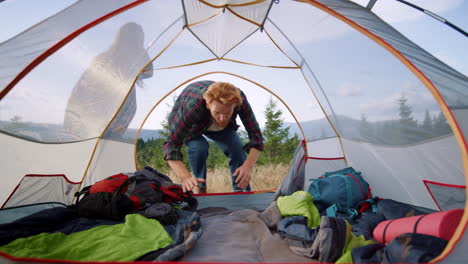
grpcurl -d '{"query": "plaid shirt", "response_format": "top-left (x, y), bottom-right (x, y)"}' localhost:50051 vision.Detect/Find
top-left (163, 80), bottom-right (264, 161)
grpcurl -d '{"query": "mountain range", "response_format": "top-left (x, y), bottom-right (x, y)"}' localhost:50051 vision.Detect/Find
top-left (0, 116), bottom-right (360, 142)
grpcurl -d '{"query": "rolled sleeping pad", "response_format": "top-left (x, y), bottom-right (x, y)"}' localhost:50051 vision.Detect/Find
top-left (373, 209), bottom-right (464, 244)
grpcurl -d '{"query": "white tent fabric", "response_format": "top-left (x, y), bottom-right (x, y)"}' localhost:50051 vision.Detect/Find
top-left (342, 136), bottom-right (463, 209)
top-left (0, 0), bottom-right (467, 263)
top-left (0, 0), bottom-right (136, 94)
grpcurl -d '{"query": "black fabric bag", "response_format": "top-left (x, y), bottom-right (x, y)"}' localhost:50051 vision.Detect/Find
top-left (352, 233), bottom-right (448, 263)
top-left (76, 184), bottom-right (133, 220)
top-left (140, 202), bottom-right (179, 225)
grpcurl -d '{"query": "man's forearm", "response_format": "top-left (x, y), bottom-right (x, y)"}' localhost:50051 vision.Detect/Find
top-left (244, 148), bottom-right (261, 168)
top-left (168, 160), bottom-right (204, 192)
top-left (167, 160), bottom-right (192, 180)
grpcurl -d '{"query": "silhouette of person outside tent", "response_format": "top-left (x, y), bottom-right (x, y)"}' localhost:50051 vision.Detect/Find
top-left (64, 22), bottom-right (153, 140)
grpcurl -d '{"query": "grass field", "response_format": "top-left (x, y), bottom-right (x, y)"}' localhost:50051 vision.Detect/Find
top-left (167, 163), bottom-right (290, 193)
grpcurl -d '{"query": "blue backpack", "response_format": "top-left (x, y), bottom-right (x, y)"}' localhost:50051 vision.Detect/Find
top-left (307, 167), bottom-right (372, 219)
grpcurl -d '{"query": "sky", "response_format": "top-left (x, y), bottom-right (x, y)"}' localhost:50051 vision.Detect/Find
top-left (0, 0), bottom-right (467, 132)
top-left (0, 0), bottom-right (75, 42)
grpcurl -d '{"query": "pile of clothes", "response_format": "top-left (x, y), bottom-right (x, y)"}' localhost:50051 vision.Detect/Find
top-left (259, 191), bottom-right (448, 263)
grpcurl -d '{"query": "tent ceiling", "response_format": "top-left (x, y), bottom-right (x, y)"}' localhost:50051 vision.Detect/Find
top-left (183, 0), bottom-right (272, 58)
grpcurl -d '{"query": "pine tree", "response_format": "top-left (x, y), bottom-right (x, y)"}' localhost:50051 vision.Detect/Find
top-left (136, 138), bottom-right (170, 173)
top-left (421, 109), bottom-right (433, 139)
top-left (283, 133), bottom-right (300, 160)
top-left (206, 141), bottom-right (229, 169)
top-left (433, 111), bottom-right (452, 136)
top-left (422, 110), bottom-right (433, 131)
top-left (398, 95), bottom-right (417, 127)
top-left (398, 94), bottom-right (417, 144)
top-left (262, 97), bottom-right (299, 164)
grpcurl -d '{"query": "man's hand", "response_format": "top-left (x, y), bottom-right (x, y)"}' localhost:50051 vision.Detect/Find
top-left (233, 148), bottom-right (261, 189)
top-left (233, 163), bottom-right (254, 189)
top-left (180, 176), bottom-right (206, 193)
top-left (168, 160), bottom-right (205, 192)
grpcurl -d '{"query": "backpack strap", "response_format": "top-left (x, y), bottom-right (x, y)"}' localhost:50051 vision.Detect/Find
top-left (121, 176), bottom-right (137, 197)
top-left (382, 219), bottom-right (394, 245)
top-left (325, 203), bottom-right (359, 220)
top-left (325, 203), bottom-right (338, 217)
top-left (358, 197), bottom-right (379, 213)
top-left (413, 214), bottom-right (428, 233)
top-left (74, 185), bottom-right (91, 205)
top-left (160, 185), bottom-right (198, 211)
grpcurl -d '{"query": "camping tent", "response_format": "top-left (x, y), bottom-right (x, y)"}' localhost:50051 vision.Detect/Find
top-left (0, 0), bottom-right (467, 263)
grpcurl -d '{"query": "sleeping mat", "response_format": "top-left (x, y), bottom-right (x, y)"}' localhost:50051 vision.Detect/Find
top-left (0, 214), bottom-right (173, 261)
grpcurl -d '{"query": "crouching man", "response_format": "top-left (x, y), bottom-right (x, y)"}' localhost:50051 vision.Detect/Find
top-left (163, 80), bottom-right (264, 193)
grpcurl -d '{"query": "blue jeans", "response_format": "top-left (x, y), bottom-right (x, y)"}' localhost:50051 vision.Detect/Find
top-left (185, 127), bottom-right (250, 192)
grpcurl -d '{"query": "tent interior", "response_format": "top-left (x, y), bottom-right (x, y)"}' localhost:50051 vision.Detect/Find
top-left (0, 0), bottom-right (467, 263)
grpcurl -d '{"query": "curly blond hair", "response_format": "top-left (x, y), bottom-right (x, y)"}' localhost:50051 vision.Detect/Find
top-left (203, 82), bottom-right (242, 106)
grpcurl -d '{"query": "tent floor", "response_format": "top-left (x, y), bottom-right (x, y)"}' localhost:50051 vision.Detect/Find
top-left (195, 191), bottom-right (276, 211)
top-left (181, 206), bottom-right (315, 263)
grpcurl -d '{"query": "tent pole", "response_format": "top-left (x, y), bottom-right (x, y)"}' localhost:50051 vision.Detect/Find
top-left (395, 0), bottom-right (467, 37)
top-left (366, 0), bottom-right (378, 10)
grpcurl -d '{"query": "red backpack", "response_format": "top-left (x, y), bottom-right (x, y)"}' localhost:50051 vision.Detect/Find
top-left (75, 167), bottom-right (197, 220)
top-left (87, 173), bottom-right (129, 193)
